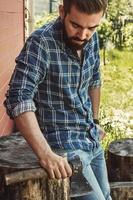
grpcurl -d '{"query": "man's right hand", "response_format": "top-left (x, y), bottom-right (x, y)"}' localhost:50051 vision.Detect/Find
top-left (39, 150), bottom-right (72, 179)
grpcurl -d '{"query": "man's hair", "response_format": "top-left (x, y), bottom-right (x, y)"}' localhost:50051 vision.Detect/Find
top-left (63, 0), bottom-right (107, 15)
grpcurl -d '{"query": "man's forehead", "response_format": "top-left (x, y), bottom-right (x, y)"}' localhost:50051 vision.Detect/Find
top-left (66, 6), bottom-right (103, 28)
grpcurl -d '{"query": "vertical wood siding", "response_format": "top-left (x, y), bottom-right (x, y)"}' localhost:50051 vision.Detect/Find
top-left (0, 0), bottom-right (24, 136)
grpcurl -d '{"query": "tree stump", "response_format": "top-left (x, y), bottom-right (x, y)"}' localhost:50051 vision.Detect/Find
top-left (110, 182), bottom-right (133, 200)
top-left (0, 133), bottom-right (70, 200)
top-left (107, 138), bottom-right (133, 182)
top-left (107, 138), bottom-right (133, 199)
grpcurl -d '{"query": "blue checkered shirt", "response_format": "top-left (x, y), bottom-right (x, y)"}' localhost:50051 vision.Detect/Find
top-left (4, 17), bottom-right (101, 151)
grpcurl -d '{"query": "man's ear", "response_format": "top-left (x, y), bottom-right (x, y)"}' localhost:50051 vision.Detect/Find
top-left (59, 5), bottom-right (65, 20)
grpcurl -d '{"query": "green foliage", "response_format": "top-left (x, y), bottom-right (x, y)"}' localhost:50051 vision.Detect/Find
top-left (34, 12), bottom-right (58, 29)
top-left (123, 24), bottom-right (133, 50)
top-left (106, 0), bottom-right (133, 48)
top-left (100, 107), bottom-right (132, 150)
top-left (107, 0), bottom-right (128, 21)
top-left (100, 49), bottom-right (133, 150)
top-left (98, 19), bottom-right (112, 48)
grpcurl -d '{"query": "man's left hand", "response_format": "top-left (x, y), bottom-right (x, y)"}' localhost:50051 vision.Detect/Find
top-left (96, 124), bottom-right (106, 141)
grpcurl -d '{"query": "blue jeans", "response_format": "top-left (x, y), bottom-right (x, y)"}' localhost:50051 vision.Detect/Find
top-left (57, 146), bottom-right (112, 200)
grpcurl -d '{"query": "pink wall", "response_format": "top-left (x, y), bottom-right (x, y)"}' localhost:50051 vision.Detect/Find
top-left (0, 0), bottom-right (24, 136)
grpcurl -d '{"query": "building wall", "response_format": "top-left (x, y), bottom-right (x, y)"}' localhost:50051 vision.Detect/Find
top-left (0, 0), bottom-right (24, 136)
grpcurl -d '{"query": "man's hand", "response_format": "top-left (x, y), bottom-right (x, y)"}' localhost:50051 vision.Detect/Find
top-left (39, 150), bottom-right (72, 179)
top-left (96, 124), bottom-right (106, 141)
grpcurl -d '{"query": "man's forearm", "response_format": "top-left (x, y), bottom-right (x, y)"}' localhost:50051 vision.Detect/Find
top-left (88, 87), bottom-right (101, 120)
top-left (14, 111), bottom-right (52, 160)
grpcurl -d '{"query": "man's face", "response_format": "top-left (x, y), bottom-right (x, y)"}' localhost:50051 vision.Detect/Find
top-left (59, 5), bottom-right (103, 50)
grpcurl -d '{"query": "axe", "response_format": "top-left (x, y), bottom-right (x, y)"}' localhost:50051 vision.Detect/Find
top-left (69, 154), bottom-right (92, 197)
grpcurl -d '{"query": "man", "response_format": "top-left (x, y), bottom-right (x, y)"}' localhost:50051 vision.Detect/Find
top-left (4, 0), bottom-right (111, 199)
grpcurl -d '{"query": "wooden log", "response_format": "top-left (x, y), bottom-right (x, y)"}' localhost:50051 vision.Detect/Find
top-left (5, 168), bottom-right (47, 186)
top-left (107, 138), bottom-right (133, 182)
top-left (0, 133), bottom-right (70, 200)
top-left (110, 181), bottom-right (133, 200)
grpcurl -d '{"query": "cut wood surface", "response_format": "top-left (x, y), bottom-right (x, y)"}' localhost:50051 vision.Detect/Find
top-left (0, 132), bottom-right (39, 169)
top-left (109, 138), bottom-right (133, 157)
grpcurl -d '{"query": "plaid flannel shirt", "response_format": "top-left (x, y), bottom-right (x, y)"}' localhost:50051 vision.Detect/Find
top-left (4, 17), bottom-right (101, 151)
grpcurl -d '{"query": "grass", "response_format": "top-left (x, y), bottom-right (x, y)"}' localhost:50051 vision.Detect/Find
top-left (99, 49), bottom-right (133, 150)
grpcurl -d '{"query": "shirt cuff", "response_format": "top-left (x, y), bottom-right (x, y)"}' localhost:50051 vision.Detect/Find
top-left (12, 100), bottom-right (36, 118)
top-left (89, 80), bottom-right (102, 89)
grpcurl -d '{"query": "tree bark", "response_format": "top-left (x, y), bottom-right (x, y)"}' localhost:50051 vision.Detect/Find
top-left (107, 138), bottom-right (133, 182)
top-left (110, 182), bottom-right (133, 200)
top-left (107, 138), bottom-right (133, 199)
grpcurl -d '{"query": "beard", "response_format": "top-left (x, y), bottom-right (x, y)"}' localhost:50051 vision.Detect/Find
top-left (67, 36), bottom-right (88, 50)
top-left (62, 21), bottom-right (88, 50)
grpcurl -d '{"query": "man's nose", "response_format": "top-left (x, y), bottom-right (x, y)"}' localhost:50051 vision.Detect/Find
top-left (78, 29), bottom-right (89, 41)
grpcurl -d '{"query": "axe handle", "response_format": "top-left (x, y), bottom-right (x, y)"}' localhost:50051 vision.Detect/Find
top-left (5, 167), bottom-right (47, 186)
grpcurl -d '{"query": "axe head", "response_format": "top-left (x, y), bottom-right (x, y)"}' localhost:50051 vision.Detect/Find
top-left (69, 154), bottom-right (92, 197)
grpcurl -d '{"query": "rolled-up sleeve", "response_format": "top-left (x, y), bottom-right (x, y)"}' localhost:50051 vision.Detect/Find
top-left (88, 33), bottom-right (101, 89)
top-left (4, 35), bottom-right (49, 119)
